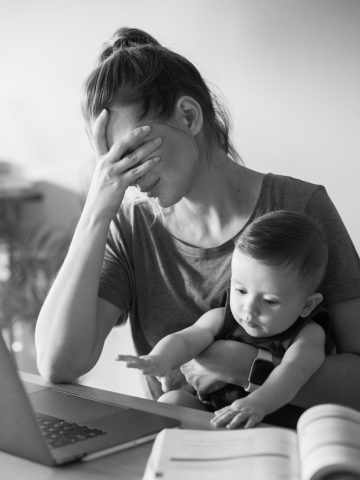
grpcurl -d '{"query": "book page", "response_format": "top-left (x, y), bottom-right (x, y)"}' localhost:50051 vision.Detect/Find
top-left (144, 427), bottom-right (300, 480)
top-left (297, 404), bottom-right (360, 480)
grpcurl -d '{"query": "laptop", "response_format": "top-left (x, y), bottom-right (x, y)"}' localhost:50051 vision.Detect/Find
top-left (0, 333), bottom-right (180, 466)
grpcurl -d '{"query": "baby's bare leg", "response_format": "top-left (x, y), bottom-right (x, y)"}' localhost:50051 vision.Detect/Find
top-left (158, 390), bottom-right (209, 411)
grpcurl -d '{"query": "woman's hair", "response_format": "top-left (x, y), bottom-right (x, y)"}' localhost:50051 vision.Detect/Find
top-left (81, 27), bottom-right (241, 164)
top-left (235, 211), bottom-right (329, 291)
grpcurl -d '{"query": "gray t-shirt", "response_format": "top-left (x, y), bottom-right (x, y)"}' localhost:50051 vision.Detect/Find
top-left (99, 173), bottom-right (360, 398)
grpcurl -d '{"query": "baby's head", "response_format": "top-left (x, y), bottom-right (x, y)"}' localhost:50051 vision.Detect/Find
top-left (230, 211), bottom-right (328, 337)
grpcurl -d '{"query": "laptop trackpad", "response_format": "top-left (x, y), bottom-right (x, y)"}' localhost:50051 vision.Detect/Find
top-left (28, 389), bottom-right (128, 423)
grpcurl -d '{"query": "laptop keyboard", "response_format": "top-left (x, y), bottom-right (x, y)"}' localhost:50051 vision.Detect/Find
top-left (37, 414), bottom-right (108, 449)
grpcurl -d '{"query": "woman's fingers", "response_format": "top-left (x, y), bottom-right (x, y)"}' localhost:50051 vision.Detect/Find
top-left (158, 374), bottom-right (172, 393)
top-left (92, 111), bottom-right (155, 164)
top-left (103, 127), bottom-right (162, 184)
top-left (124, 156), bottom-right (161, 187)
top-left (88, 117), bottom-right (160, 218)
top-left (108, 132), bottom-right (161, 168)
top-left (106, 125), bottom-right (151, 162)
top-left (92, 110), bottom-right (109, 156)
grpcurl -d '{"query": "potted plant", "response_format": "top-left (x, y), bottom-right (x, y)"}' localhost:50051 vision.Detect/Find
top-left (0, 225), bottom-right (71, 368)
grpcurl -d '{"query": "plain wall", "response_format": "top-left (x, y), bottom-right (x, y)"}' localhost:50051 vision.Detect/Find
top-left (1, 0), bottom-right (359, 397)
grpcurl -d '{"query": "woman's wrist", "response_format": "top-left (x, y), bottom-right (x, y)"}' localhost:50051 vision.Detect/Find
top-left (208, 340), bottom-right (258, 387)
top-left (181, 341), bottom-right (282, 395)
top-left (229, 342), bottom-right (259, 387)
top-left (80, 200), bottom-right (115, 231)
top-left (212, 341), bottom-right (281, 387)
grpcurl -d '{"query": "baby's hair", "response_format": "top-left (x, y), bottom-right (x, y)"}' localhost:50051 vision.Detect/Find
top-left (81, 26), bottom-right (241, 164)
top-left (235, 211), bottom-right (329, 291)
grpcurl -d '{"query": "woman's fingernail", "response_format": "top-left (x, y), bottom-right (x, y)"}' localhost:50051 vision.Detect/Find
top-left (142, 126), bottom-right (150, 132)
top-left (152, 156), bottom-right (161, 163)
top-left (100, 109), bottom-right (107, 117)
top-left (153, 137), bottom-right (162, 144)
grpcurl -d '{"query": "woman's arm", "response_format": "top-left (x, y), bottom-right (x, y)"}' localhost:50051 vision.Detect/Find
top-left (35, 111), bottom-right (161, 383)
top-left (181, 297), bottom-right (360, 411)
top-left (291, 297), bottom-right (360, 410)
top-left (180, 340), bottom-right (259, 394)
top-left (35, 205), bottom-right (120, 383)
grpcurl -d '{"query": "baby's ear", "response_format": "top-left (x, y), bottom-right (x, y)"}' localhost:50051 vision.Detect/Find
top-left (299, 293), bottom-right (323, 318)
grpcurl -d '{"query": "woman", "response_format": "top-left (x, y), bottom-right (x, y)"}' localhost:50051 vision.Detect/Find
top-left (36, 27), bottom-right (360, 417)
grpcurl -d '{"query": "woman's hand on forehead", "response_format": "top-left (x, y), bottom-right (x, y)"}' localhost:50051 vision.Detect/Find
top-left (86, 109), bottom-right (161, 219)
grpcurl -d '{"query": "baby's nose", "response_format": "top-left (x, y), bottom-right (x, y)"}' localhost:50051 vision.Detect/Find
top-left (242, 299), bottom-right (259, 316)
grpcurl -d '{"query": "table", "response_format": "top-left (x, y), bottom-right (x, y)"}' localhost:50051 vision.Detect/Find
top-left (0, 372), bottom-right (215, 480)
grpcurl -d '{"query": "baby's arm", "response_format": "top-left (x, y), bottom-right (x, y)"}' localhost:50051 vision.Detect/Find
top-left (116, 308), bottom-right (223, 391)
top-left (211, 321), bottom-right (326, 428)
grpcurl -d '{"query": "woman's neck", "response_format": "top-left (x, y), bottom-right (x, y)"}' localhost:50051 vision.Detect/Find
top-left (162, 151), bottom-right (265, 248)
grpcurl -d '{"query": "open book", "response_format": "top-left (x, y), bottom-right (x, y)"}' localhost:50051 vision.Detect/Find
top-left (143, 404), bottom-right (360, 480)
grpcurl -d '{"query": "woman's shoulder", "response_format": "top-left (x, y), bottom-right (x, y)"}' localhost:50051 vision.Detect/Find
top-left (257, 173), bottom-right (327, 213)
top-left (265, 172), bottom-right (324, 196)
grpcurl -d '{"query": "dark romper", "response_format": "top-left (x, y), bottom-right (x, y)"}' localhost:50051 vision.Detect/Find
top-left (199, 290), bottom-right (333, 428)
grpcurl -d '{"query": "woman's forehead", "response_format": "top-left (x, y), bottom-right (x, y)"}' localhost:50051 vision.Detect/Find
top-left (106, 105), bottom-right (143, 143)
top-left (106, 105), bottom-right (168, 146)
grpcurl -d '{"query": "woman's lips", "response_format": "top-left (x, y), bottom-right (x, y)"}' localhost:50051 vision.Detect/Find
top-left (138, 177), bottom-right (160, 193)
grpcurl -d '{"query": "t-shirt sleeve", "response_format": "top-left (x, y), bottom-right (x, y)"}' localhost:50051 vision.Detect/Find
top-left (98, 210), bottom-right (135, 325)
top-left (304, 186), bottom-right (360, 305)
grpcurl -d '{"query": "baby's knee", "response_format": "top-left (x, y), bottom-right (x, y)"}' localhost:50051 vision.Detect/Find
top-left (158, 390), bottom-right (190, 406)
top-left (158, 390), bottom-right (208, 411)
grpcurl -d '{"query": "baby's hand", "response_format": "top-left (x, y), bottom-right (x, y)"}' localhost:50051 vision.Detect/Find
top-left (115, 354), bottom-right (172, 392)
top-left (115, 354), bottom-right (163, 374)
top-left (210, 397), bottom-right (267, 429)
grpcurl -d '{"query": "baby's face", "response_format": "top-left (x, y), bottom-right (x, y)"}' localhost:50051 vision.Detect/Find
top-left (229, 250), bottom-right (309, 337)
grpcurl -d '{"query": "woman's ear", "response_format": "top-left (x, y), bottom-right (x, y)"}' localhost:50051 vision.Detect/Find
top-left (175, 96), bottom-right (203, 136)
top-left (299, 293), bottom-right (323, 318)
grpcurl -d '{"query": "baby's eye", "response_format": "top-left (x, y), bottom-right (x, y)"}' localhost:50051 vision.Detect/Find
top-left (235, 288), bottom-right (247, 295)
top-left (264, 299), bottom-right (279, 306)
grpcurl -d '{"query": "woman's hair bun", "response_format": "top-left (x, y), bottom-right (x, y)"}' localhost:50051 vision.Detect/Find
top-left (99, 27), bottom-right (162, 61)
top-left (111, 27), bottom-right (162, 50)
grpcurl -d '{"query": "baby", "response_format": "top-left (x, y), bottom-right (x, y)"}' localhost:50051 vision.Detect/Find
top-left (116, 211), bottom-right (331, 428)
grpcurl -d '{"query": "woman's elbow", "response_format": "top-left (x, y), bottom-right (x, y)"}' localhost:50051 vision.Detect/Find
top-left (36, 342), bottom-right (88, 384)
top-left (36, 353), bottom-right (77, 384)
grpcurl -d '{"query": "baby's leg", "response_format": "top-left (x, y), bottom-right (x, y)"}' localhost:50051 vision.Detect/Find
top-left (158, 390), bottom-right (209, 411)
